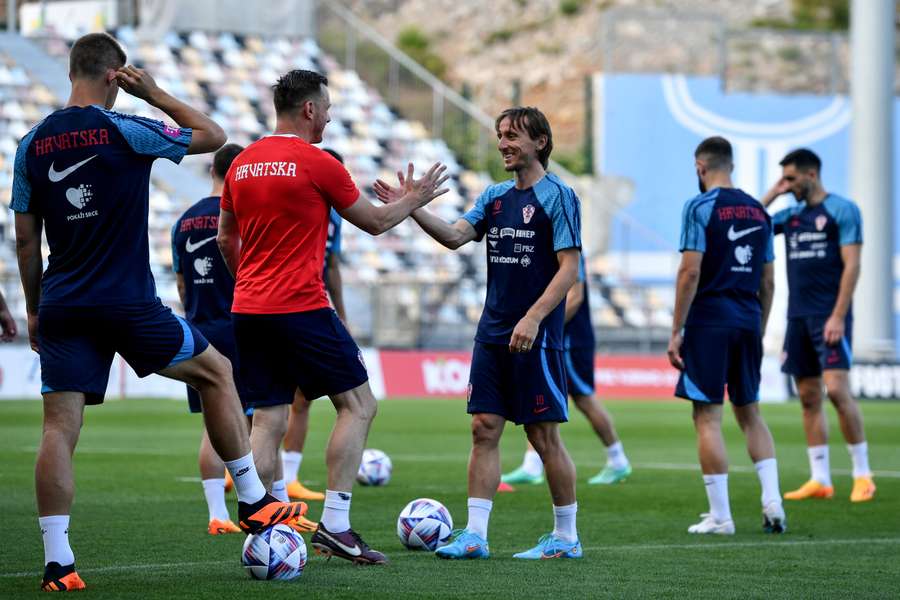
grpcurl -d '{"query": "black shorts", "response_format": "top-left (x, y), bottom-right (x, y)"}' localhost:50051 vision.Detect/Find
top-left (781, 315), bottom-right (852, 378)
top-left (674, 326), bottom-right (761, 406)
top-left (39, 301), bottom-right (208, 405)
top-left (232, 308), bottom-right (369, 408)
top-left (564, 346), bottom-right (595, 397)
top-left (185, 320), bottom-right (255, 415)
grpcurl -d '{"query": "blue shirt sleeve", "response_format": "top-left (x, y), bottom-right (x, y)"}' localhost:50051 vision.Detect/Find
top-left (826, 196), bottom-right (863, 246)
top-left (102, 110), bottom-right (192, 163)
top-left (771, 207), bottom-right (791, 236)
top-left (11, 128), bottom-right (38, 213)
top-left (678, 197), bottom-right (713, 252)
top-left (536, 175), bottom-right (582, 251)
top-left (171, 222), bottom-right (181, 273)
top-left (330, 209), bottom-right (342, 256)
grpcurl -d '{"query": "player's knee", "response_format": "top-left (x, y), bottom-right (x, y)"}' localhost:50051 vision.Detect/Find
top-left (525, 424), bottom-right (558, 455)
top-left (470, 415), bottom-right (501, 446)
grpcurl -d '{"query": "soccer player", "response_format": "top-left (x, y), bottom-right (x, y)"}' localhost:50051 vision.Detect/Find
top-left (13, 34), bottom-right (306, 591)
top-left (668, 136), bottom-right (785, 535)
top-left (217, 69), bottom-right (449, 565)
top-left (281, 148), bottom-right (347, 503)
top-left (761, 148), bottom-right (874, 502)
top-left (501, 257), bottom-right (631, 487)
top-left (376, 106), bottom-right (584, 560)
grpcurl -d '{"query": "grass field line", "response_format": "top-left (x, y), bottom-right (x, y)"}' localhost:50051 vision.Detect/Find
top-left (4, 537), bottom-right (899, 579)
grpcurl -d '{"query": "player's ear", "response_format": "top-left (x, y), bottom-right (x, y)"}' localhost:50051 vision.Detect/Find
top-left (105, 68), bottom-right (118, 86)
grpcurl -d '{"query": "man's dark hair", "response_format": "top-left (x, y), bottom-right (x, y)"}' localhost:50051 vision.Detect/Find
top-left (495, 106), bottom-right (553, 169)
top-left (694, 136), bottom-right (733, 171)
top-left (272, 70), bottom-right (328, 115)
top-left (780, 148), bottom-right (822, 174)
top-left (212, 143), bottom-right (244, 179)
top-left (69, 32), bottom-right (126, 79)
top-left (322, 148), bottom-right (344, 164)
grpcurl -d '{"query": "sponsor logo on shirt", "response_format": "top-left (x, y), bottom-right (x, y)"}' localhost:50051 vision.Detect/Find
top-left (731, 244), bottom-right (753, 273)
top-left (488, 240), bottom-right (499, 252)
top-left (194, 257), bottom-right (213, 277)
top-left (48, 154), bottom-right (97, 182)
top-left (162, 125), bottom-right (182, 137)
top-left (500, 227), bottom-right (515, 239)
top-left (65, 184), bottom-right (99, 221)
top-left (522, 204), bottom-right (535, 224)
top-left (726, 225), bottom-right (762, 241)
top-left (521, 255), bottom-right (532, 268)
top-left (185, 235), bottom-right (217, 253)
top-left (488, 227), bottom-right (499, 238)
top-left (492, 199), bottom-right (503, 216)
top-left (514, 244), bottom-right (535, 253)
top-left (490, 255), bottom-right (519, 264)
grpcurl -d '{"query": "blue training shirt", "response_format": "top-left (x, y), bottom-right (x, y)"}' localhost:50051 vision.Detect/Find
top-left (323, 207), bottom-right (342, 278)
top-left (172, 196), bottom-right (234, 326)
top-left (679, 187), bottom-right (774, 332)
top-left (564, 254), bottom-right (594, 350)
top-left (11, 105), bottom-right (191, 307)
top-left (771, 194), bottom-right (862, 319)
top-left (462, 173), bottom-right (582, 350)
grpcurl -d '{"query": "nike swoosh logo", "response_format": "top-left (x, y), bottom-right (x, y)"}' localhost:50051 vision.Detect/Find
top-left (533, 406), bottom-right (550, 414)
top-left (185, 235), bottom-right (217, 253)
top-left (318, 531), bottom-right (362, 557)
top-left (48, 155), bottom-right (97, 182)
top-left (727, 225), bottom-right (763, 241)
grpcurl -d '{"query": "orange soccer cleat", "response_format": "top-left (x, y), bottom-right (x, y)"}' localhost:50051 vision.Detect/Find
top-left (850, 476), bottom-right (876, 503)
top-left (207, 518), bottom-right (242, 535)
top-left (238, 493), bottom-right (308, 534)
top-left (41, 562), bottom-right (86, 592)
top-left (497, 482), bottom-right (516, 493)
top-left (783, 479), bottom-right (834, 500)
top-left (286, 480), bottom-right (325, 501)
top-left (286, 514), bottom-right (319, 533)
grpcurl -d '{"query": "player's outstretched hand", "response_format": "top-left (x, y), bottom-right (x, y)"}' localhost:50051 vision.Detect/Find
top-left (509, 315), bottom-right (539, 354)
top-left (667, 330), bottom-right (684, 370)
top-left (374, 163), bottom-right (450, 207)
top-left (115, 65), bottom-right (162, 103)
top-left (0, 306), bottom-right (16, 342)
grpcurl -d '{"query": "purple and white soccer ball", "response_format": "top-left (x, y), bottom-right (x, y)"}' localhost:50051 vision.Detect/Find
top-left (241, 524), bottom-right (307, 580)
top-left (397, 498), bottom-right (453, 550)
top-left (357, 448), bottom-right (392, 486)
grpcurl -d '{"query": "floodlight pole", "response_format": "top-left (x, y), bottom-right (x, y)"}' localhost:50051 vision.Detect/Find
top-left (850, 0), bottom-right (896, 359)
top-left (6, 0), bottom-right (15, 32)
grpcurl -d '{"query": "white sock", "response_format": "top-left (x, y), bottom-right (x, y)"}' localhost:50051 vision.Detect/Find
top-left (702, 473), bottom-right (732, 523)
top-left (552, 503), bottom-right (578, 543)
top-left (321, 490), bottom-right (351, 533)
top-left (39, 515), bottom-right (75, 566)
top-left (522, 450), bottom-right (544, 477)
top-left (807, 445), bottom-right (832, 486)
top-left (282, 450), bottom-right (303, 483)
top-left (465, 497), bottom-right (493, 540)
top-left (754, 458), bottom-right (782, 508)
top-left (848, 442), bottom-right (872, 478)
top-left (201, 478), bottom-right (230, 522)
top-left (271, 479), bottom-right (289, 502)
top-left (606, 441), bottom-right (629, 470)
top-left (224, 452), bottom-right (267, 504)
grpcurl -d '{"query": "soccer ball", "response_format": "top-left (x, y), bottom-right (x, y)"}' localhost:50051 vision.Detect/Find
top-left (356, 448), bottom-right (392, 486)
top-left (396, 498), bottom-right (453, 551)
top-left (241, 524), bottom-right (307, 580)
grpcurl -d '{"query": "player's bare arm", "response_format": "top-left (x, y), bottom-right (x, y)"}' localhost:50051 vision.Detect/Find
top-left (216, 209), bottom-right (241, 278)
top-left (0, 291), bottom-right (17, 342)
top-left (825, 243), bottom-right (861, 346)
top-left (761, 177), bottom-right (791, 208)
top-left (341, 162), bottom-right (449, 235)
top-left (175, 272), bottom-right (187, 309)
top-left (509, 247), bottom-right (579, 354)
top-left (115, 65), bottom-right (226, 155)
top-left (14, 212), bottom-right (42, 352)
top-left (759, 262), bottom-right (775, 336)
top-left (325, 257), bottom-right (348, 323)
top-left (563, 277), bottom-right (584, 324)
top-left (668, 250), bottom-right (703, 370)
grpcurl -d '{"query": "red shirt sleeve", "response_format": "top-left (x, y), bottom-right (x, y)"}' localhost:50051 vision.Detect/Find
top-left (316, 154), bottom-right (360, 210)
top-left (220, 172), bottom-right (234, 212)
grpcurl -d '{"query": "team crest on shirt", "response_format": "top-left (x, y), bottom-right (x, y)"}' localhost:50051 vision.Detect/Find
top-left (815, 215), bottom-right (828, 231)
top-left (162, 125), bottom-right (182, 138)
top-left (522, 204), bottom-right (535, 224)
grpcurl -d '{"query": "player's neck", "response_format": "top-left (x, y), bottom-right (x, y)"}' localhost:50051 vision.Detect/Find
top-left (703, 174), bottom-right (733, 192)
top-left (806, 186), bottom-right (828, 206)
top-left (272, 118), bottom-right (313, 143)
top-left (66, 80), bottom-right (109, 109)
top-left (210, 181), bottom-right (224, 197)
top-left (514, 163), bottom-right (546, 190)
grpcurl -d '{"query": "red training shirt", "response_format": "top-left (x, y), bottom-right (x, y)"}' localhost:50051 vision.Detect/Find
top-left (221, 135), bottom-right (360, 314)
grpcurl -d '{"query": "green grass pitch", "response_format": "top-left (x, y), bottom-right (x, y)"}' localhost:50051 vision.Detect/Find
top-left (1, 398), bottom-right (898, 599)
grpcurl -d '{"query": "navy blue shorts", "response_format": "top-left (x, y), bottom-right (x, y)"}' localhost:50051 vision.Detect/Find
top-left (564, 346), bottom-right (595, 397)
top-left (185, 320), bottom-right (255, 415)
top-left (675, 326), bottom-right (761, 406)
top-left (232, 308), bottom-right (368, 407)
top-left (781, 316), bottom-right (852, 378)
top-left (467, 342), bottom-right (568, 425)
top-left (39, 301), bottom-right (209, 405)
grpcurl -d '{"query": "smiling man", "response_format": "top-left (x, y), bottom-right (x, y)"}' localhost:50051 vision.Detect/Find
top-left (376, 106), bottom-right (583, 560)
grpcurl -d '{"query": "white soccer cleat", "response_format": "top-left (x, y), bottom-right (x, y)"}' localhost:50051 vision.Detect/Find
top-left (762, 503), bottom-right (787, 534)
top-left (687, 513), bottom-right (735, 535)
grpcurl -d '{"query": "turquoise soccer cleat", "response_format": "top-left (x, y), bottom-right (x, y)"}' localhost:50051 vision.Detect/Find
top-left (587, 463), bottom-right (632, 485)
top-left (434, 529), bottom-right (490, 559)
top-left (500, 466), bottom-right (545, 485)
top-left (513, 534), bottom-right (583, 560)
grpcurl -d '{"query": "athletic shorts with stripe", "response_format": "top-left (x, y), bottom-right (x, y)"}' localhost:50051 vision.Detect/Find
top-left (781, 315), bottom-right (852, 377)
top-left (467, 341), bottom-right (569, 425)
top-left (38, 300), bottom-right (208, 405)
top-left (674, 326), bottom-right (761, 406)
top-left (564, 345), bottom-right (595, 397)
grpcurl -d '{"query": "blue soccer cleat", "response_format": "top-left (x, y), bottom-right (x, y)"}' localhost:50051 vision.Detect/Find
top-left (513, 534), bottom-right (583, 560)
top-left (434, 529), bottom-right (490, 559)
